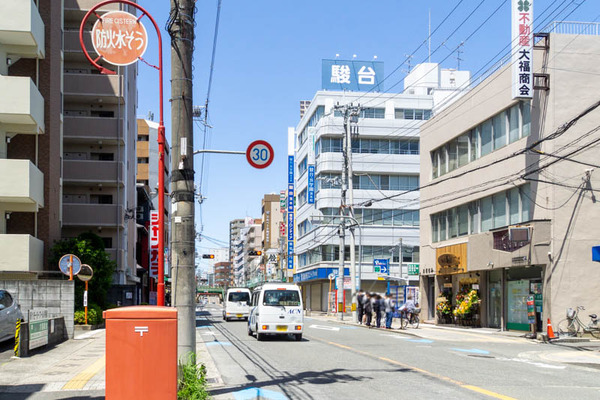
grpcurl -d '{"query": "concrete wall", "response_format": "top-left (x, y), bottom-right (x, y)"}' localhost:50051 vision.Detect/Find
top-left (0, 280), bottom-right (74, 338)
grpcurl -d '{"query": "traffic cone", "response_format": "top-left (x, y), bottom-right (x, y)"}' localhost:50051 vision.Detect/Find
top-left (547, 318), bottom-right (556, 340)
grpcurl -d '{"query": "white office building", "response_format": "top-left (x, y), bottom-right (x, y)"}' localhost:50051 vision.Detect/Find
top-left (292, 62), bottom-right (469, 312)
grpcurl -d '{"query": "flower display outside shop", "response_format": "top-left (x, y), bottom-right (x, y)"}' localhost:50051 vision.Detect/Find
top-left (453, 289), bottom-right (480, 317)
top-left (436, 297), bottom-right (452, 315)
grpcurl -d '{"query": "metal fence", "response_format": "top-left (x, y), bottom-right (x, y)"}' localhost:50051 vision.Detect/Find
top-left (541, 21), bottom-right (600, 36)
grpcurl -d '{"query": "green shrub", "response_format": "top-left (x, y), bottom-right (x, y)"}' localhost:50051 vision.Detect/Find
top-left (178, 353), bottom-right (209, 400)
top-left (74, 307), bottom-right (103, 325)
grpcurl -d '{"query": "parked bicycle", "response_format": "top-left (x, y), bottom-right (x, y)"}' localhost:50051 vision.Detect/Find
top-left (557, 306), bottom-right (600, 338)
top-left (399, 308), bottom-right (421, 329)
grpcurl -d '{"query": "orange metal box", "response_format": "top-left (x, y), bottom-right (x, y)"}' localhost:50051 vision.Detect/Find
top-left (104, 306), bottom-right (177, 399)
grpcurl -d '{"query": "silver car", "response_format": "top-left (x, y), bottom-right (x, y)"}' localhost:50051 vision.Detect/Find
top-left (0, 290), bottom-right (23, 342)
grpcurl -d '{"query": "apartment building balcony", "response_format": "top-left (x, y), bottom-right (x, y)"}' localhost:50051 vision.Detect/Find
top-left (62, 203), bottom-right (124, 228)
top-left (0, 0), bottom-right (44, 58)
top-left (63, 73), bottom-right (123, 104)
top-left (64, 0), bottom-right (121, 23)
top-left (0, 159), bottom-right (44, 210)
top-left (63, 160), bottom-right (124, 186)
top-left (64, 116), bottom-right (124, 144)
top-left (63, 29), bottom-right (95, 61)
top-left (0, 234), bottom-right (43, 272)
top-left (0, 76), bottom-right (44, 134)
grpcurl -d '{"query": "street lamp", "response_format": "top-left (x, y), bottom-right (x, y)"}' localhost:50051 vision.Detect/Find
top-left (79, 0), bottom-right (167, 306)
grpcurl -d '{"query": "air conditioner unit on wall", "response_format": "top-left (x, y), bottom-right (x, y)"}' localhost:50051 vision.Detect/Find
top-left (509, 227), bottom-right (530, 242)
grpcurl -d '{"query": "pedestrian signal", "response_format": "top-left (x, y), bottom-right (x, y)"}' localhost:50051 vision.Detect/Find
top-left (202, 254), bottom-right (215, 259)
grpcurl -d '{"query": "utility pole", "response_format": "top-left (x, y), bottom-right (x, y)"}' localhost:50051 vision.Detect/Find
top-left (334, 103), bottom-right (361, 322)
top-left (169, 0), bottom-right (196, 360)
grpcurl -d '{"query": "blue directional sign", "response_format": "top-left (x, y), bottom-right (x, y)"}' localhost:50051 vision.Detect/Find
top-left (373, 259), bottom-right (389, 275)
top-left (307, 165), bottom-right (315, 204)
top-left (288, 156), bottom-right (294, 183)
top-left (322, 59), bottom-right (384, 92)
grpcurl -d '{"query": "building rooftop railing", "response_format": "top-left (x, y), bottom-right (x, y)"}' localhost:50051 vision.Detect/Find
top-left (541, 21), bottom-right (600, 36)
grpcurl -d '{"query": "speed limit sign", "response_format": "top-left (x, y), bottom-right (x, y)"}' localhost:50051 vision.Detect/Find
top-left (246, 140), bottom-right (274, 169)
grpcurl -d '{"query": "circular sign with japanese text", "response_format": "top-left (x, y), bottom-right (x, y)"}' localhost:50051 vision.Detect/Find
top-left (246, 140), bottom-right (274, 169)
top-left (77, 264), bottom-right (94, 282)
top-left (58, 254), bottom-right (82, 276)
top-left (91, 10), bottom-right (148, 66)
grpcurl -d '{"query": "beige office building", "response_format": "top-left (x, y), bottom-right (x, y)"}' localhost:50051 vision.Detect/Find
top-left (419, 25), bottom-right (600, 332)
top-left (261, 193), bottom-right (284, 281)
top-left (62, 1), bottom-right (138, 290)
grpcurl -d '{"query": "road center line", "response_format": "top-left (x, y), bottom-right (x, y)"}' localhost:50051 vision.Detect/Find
top-left (317, 338), bottom-right (515, 400)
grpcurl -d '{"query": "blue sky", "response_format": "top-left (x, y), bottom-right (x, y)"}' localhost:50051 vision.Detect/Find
top-left (135, 0), bottom-right (598, 273)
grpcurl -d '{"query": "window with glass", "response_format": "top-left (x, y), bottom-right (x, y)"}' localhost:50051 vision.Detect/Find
top-left (493, 112), bottom-right (507, 150)
top-left (298, 188), bottom-right (307, 207)
top-left (457, 135), bottom-right (469, 167)
top-left (361, 108), bottom-right (385, 119)
top-left (263, 290), bottom-right (301, 307)
top-left (430, 184), bottom-right (531, 243)
top-left (298, 156), bottom-right (308, 177)
top-left (395, 109), bottom-right (432, 120)
top-left (431, 101), bottom-right (532, 179)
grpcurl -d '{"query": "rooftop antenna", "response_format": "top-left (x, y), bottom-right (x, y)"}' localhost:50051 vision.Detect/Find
top-left (456, 42), bottom-right (464, 69)
top-left (405, 54), bottom-right (414, 73)
top-left (428, 9), bottom-right (431, 63)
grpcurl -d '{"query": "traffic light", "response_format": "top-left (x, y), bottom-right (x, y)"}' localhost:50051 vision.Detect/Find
top-left (202, 254), bottom-right (215, 259)
top-left (248, 250), bottom-right (262, 256)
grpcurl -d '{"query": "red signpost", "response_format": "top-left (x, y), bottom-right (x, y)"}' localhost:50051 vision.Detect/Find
top-left (79, 1), bottom-right (166, 306)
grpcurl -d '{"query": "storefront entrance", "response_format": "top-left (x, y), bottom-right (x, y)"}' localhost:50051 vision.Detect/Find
top-left (506, 265), bottom-right (543, 331)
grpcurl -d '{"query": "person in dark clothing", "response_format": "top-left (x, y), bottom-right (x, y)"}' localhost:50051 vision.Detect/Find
top-left (356, 290), bottom-right (365, 324)
top-left (364, 293), bottom-right (373, 327)
top-left (373, 294), bottom-right (383, 328)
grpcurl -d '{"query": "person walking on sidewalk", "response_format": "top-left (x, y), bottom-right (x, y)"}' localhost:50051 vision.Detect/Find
top-left (373, 294), bottom-right (383, 328)
top-left (356, 289), bottom-right (365, 324)
top-left (364, 293), bottom-right (373, 327)
top-left (384, 293), bottom-right (395, 329)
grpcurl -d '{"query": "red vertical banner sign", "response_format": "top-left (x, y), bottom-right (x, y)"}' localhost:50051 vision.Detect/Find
top-left (149, 210), bottom-right (160, 278)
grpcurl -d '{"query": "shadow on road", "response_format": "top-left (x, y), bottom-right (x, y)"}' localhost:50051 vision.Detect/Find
top-left (208, 367), bottom-right (410, 397)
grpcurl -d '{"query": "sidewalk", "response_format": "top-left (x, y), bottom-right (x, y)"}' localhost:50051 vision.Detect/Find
top-left (0, 329), bottom-right (106, 399)
top-left (306, 311), bottom-right (581, 344)
top-left (0, 326), bottom-right (221, 399)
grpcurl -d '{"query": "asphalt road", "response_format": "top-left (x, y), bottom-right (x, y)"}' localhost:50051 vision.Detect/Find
top-left (200, 304), bottom-right (600, 400)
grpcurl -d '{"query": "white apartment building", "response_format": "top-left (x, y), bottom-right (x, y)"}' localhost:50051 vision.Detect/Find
top-left (293, 63), bottom-right (469, 312)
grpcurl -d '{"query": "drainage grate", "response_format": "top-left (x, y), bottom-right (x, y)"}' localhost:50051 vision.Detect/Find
top-left (467, 354), bottom-right (495, 359)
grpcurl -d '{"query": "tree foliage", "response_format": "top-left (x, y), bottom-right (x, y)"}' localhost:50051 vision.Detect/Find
top-left (50, 232), bottom-right (116, 309)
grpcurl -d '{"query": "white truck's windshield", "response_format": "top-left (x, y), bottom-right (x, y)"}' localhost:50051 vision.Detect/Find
top-left (228, 292), bottom-right (250, 303)
top-left (263, 290), bottom-right (301, 306)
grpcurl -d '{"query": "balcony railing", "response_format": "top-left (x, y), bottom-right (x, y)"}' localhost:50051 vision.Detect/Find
top-left (0, 235), bottom-right (44, 272)
top-left (63, 160), bottom-right (124, 185)
top-left (64, 116), bottom-right (123, 144)
top-left (0, 159), bottom-right (44, 208)
top-left (0, 76), bottom-right (44, 134)
top-left (62, 203), bottom-right (124, 227)
top-left (63, 73), bottom-right (123, 103)
top-left (0, 0), bottom-right (44, 58)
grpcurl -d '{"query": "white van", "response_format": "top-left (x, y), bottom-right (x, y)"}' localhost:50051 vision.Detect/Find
top-left (223, 288), bottom-right (251, 321)
top-left (247, 283), bottom-right (304, 341)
